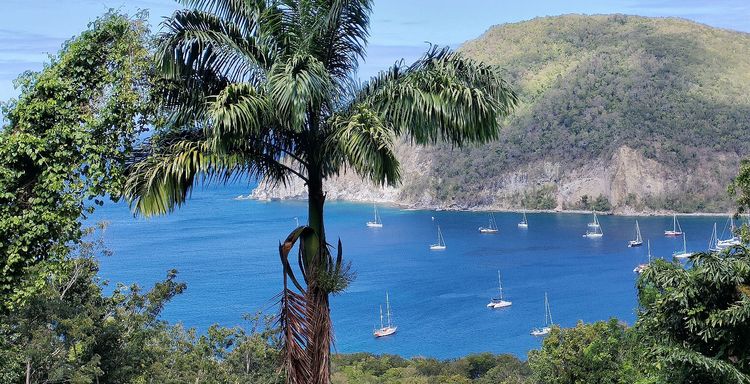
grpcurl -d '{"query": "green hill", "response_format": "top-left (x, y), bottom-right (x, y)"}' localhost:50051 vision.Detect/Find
top-left (255, 15), bottom-right (750, 213)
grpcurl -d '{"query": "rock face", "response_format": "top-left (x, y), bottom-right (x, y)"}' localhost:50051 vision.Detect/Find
top-left (252, 15), bottom-right (750, 213)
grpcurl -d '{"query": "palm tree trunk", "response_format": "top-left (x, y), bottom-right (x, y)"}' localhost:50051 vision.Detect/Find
top-left (306, 173), bottom-right (332, 384)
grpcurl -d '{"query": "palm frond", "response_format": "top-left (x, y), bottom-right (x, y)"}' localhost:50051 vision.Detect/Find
top-left (354, 45), bottom-right (518, 146)
top-left (268, 54), bottom-right (334, 131)
top-left (656, 342), bottom-right (750, 384)
top-left (124, 131), bottom-right (294, 217)
top-left (327, 106), bottom-right (400, 186)
top-left (308, 0), bottom-right (371, 81)
top-left (158, 9), bottom-right (271, 82)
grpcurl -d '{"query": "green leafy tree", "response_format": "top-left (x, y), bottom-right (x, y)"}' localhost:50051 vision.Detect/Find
top-left (637, 250), bottom-right (750, 383)
top-left (122, 1), bottom-right (517, 382)
top-left (0, 11), bottom-right (155, 310)
top-left (729, 159), bottom-right (750, 243)
top-left (0, 225), bottom-right (187, 384)
top-left (528, 319), bottom-right (642, 384)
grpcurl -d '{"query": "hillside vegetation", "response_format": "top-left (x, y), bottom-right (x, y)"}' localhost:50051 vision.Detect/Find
top-left (256, 14), bottom-right (750, 213)
top-left (428, 14), bottom-right (750, 212)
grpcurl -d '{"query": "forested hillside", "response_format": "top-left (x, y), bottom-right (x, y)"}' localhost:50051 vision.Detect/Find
top-left (254, 14), bottom-right (750, 213)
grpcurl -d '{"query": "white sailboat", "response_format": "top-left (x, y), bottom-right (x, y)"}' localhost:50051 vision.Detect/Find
top-left (518, 210), bottom-right (528, 229)
top-left (664, 214), bottom-right (683, 237)
top-left (487, 270), bottom-right (512, 309)
top-left (430, 225), bottom-right (447, 250)
top-left (530, 293), bottom-right (553, 336)
top-left (717, 216), bottom-right (742, 249)
top-left (583, 219), bottom-right (603, 238)
top-left (479, 213), bottom-right (499, 234)
top-left (588, 212), bottom-right (600, 228)
top-left (673, 234), bottom-right (693, 259)
top-left (628, 220), bottom-right (643, 247)
top-left (373, 292), bottom-right (397, 337)
top-left (634, 240), bottom-right (652, 273)
top-left (366, 204), bottom-right (383, 228)
top-left (294, 217), bottom-right (300, 227)
top-left (709, 223), bottom-right (720, 252)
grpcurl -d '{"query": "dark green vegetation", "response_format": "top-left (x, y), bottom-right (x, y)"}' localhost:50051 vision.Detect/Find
top-left (121, 1), bottom-right (516, 383)
top-left (0, 12), bottom-right (155, 311)
top-left (405, 14), bottom-right (750, 212)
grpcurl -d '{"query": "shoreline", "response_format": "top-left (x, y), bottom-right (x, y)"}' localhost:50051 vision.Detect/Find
top-left (246, 196), bottom-right (740, 218)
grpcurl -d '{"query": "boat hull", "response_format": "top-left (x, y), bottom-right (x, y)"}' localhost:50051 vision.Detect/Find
top-left (664, 231), bottom-right (683, 237)
top-left (583, 233), bottom-right (603, 238)
top-left (366, 222), bottom-right (383, 228)
top-left (429, 245), bottom-right (446, 250)
top-left (479, 228), bottom-right (499, 233)
top-left (518, 223), bottom-right (528, 228)
top-left (628, 241), bottom-right (643, 247)
top-left (374, 326), bottom-right (397, 337)
top-left (488, 300), bottom-right (512, 308)
top-left (530, 327), bottom-right (551, 336)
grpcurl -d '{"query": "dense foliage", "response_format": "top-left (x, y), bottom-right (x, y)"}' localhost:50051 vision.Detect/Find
top-left (406, 15), bottom-right (750, 212)
top-left (0, 12), bottom-right (155, 310)
top-left (637, 249), bottom-right (750, 383)
top-left (528, 320), bottom-right (645, 384)
top-left (332, 353), bottom-right (531, 384)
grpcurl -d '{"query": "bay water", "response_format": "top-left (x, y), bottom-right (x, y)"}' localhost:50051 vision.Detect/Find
top-left (89, 183), bottom-right (727, 358)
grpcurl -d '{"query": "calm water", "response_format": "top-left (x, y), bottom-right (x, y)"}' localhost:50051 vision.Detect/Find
top-left (89, 183), bottom-right (729, 359)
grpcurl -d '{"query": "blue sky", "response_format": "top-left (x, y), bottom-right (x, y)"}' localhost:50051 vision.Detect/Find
top-left (1, 0), bottom-right (748, 101)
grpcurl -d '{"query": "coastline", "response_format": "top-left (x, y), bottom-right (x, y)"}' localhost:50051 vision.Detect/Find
top-left (245, 195), bottom-right (739, 218)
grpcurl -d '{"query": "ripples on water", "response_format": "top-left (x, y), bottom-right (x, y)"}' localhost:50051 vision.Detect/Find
top-left (89, 183), bottom-right (729, 358)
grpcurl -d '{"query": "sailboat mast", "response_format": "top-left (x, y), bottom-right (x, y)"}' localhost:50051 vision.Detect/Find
top-left (379, 305), bottom-right (384, 329)
top-left (386, 293), bottom-right (392, 327)
top-left (647, 240), bottom-right (652, 262)
top-left (497, 271), bottom-right (503, 300)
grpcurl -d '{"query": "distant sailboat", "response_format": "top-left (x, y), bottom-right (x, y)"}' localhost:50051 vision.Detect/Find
top-left (530, 293), bottom-right (553, 336)
top-left (664, 214), bottom-right (683, 237)
top-left (588, 212), bottom-right (601, 228)
top-left (673, 234), bottom-right (693, 259)
top-left (479, 213), bottom-right (499, 234)
top-left (717, 216), bottom-right (742, 249)
top-left (518, 210), bottom-right (528, 229)
top-left (430, 225), bottom-right (447, 250)
top-left (294, 217), bottom-right (300, 227)
top-left (583, 218), bottom-right (603, 238)
top-left (366, 204), bottom-right (383, 228)
top-left (709, 223), bottom-right (720, 252)
top-left (487, 270), bottom-right (512, 309)
top-left (373, 292), bottom-right (397, 337)
top-left (634, 240), bottom-right (652, 274)
top-left (628, 220), bottom-right (643, 247)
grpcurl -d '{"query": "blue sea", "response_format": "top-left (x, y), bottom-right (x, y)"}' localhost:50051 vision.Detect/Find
top-left (89, 183), bottom-right (729, 359)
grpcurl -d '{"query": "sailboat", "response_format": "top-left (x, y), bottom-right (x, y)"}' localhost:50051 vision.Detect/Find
top-left (430, 225), bottom-right (446, 250)
top-left (664, 214), bottom-right (683, 236)
top-left (530, 293), bottom-right (553, 336)
top-left (373, 292), bottom-right (397, 337)
top-left (294, 217), bottom-right (300, 227)
top-left (634, 240), bottom-right (652, 273)
top-left (717, 216), bottom-right (742, 249)
top-left (487, 270), bottom-right (512, 308)
top-left (588, 212), bottom-right (600, 228)
top-left (518, 210), bottom-right (528, 229)
top-left (628, 220), bottom-right (643, 247)
top-left (709, 223), bottom-right (720, 252)
top-left (673, 234), bottom-right (693, 259)
top-left (366, 204), bottom-right (383, 228)
top-left (583, 219), bottom-right (603, 238)
top-left (479, 213), bottom-right (499, 234)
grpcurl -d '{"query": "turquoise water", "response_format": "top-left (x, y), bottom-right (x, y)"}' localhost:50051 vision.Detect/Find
top-left (90, 183), bottom-right (726, 358)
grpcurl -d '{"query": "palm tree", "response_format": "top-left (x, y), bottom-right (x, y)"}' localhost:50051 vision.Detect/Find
top-left (124, 0), bottom-right (517, 382)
